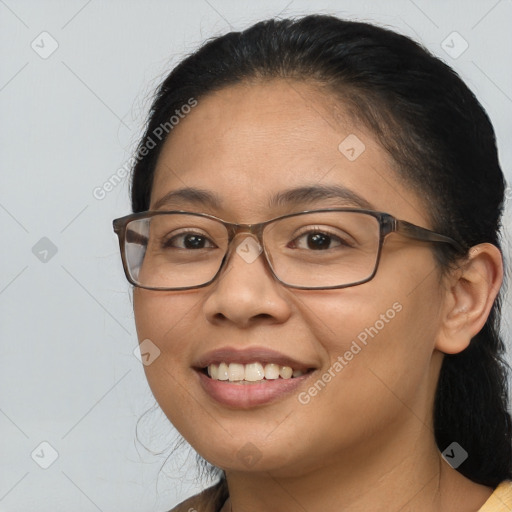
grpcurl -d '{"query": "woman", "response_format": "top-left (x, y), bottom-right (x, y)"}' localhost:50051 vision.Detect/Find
top-left (113, 15), bottom-right (512, 511)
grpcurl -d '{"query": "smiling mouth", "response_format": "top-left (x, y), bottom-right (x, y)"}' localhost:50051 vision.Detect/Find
top-left (202, 362), bottom-right (314, 383)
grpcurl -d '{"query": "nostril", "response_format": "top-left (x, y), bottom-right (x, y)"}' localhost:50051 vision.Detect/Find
top-left (212, 312), bottom-right (228, 322)
top-left (211, 312), bottom-right (272, 325)
top-left (253, 313), bottom-right (273, 322)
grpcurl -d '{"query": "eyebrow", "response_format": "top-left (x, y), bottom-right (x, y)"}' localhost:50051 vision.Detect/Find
top-left (152, 184), bottom-right (374, 211)
top-left (152, 188), bottom-right (222, 210)
top-left (268, 184), bottom-right (374, 210)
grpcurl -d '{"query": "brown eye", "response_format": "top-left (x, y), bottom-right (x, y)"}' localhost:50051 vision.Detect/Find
top-left (162, 232), bottom-right (216, 249)
top-left (289, 230), bottom-right (352, 251)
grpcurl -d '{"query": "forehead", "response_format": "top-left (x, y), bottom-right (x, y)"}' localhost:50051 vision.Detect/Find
top-left (151, 79), bottom-right (428, 226)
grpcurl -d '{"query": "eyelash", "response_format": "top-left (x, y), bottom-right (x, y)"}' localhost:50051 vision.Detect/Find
top-left (288, 227), bottom-right (352, 250)
top-left (161, 230), bottom-right (216, 249)
top-left (157, 226), bottom-right (354, 251)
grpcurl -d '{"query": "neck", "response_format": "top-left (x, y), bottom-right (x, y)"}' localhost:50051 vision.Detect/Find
top-left (223, 421), bottom-right (492, 512)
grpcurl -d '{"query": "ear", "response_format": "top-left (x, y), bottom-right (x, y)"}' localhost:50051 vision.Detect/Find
top-left (435, 243), bottom-right (503, 355)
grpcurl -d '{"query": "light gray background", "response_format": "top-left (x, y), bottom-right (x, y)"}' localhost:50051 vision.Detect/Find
top-left (1, 1), bottom-right (511, 510)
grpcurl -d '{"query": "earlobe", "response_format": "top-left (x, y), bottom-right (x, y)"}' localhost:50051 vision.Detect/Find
top-left (435, 243), bottom-right (503, 355)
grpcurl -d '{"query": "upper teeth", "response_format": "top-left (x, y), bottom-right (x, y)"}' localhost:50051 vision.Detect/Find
top-left (207, 362), bottom-right (304, 382)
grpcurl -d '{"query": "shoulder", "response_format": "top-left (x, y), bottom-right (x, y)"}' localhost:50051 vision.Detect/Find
top-left (168, 482), bottom-right (227, 512)
top-left (478, 480), bottom-right (512, 512)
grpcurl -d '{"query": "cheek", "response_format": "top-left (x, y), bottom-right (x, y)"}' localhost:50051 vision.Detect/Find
top-left (134, 289), bottom-right (190, 331)
top-left (132, 289), bottom-right (202, 423)
top-left (294, 265), bottom-right (443, 432)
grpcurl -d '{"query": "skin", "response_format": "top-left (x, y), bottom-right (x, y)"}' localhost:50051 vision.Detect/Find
top-left (133, 79), bottom-right (503, 511)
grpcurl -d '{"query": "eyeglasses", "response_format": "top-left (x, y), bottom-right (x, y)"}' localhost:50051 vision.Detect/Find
top-left (112, 208), bottom-right (463, 291)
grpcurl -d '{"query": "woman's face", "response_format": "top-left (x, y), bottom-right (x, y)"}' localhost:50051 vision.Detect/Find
top-left (133, 80), bottom-right (447, 476)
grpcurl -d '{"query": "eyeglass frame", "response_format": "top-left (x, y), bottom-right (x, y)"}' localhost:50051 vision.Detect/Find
top-left (112, 208), bottom-right (465, 291)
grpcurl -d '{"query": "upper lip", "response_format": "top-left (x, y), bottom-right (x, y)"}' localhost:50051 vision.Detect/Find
top-left (194, 346), bottom-right (316, 372)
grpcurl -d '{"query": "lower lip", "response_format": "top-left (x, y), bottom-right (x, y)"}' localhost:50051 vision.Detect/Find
top-left (196, 370), bottom-right (313, 408)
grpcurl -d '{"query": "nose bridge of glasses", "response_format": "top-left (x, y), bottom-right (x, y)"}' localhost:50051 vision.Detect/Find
top-left (221, 223), bottom-right (267, 271)
top-left (226, 222), bottom-right (265, 247)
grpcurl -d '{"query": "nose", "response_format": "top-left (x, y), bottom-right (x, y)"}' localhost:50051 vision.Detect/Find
top-left (202, 235), bottom-right (292, 328)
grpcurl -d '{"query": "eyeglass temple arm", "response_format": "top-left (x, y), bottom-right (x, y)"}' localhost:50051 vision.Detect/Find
top-left (394, 218), bottom-right (464, 252)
